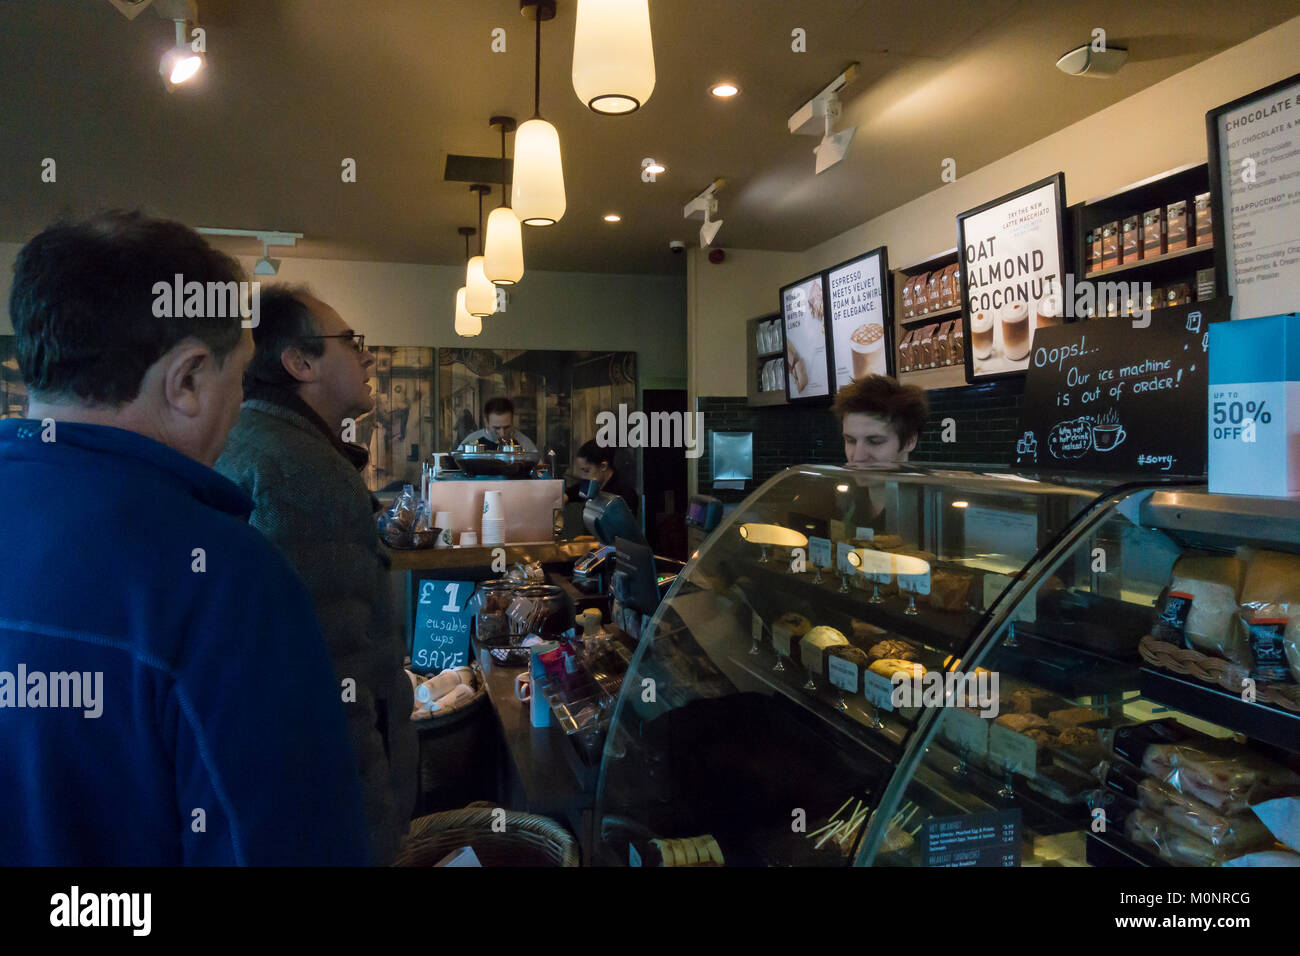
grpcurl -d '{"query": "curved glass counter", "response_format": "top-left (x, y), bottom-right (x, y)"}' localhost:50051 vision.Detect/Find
top-left (593, 464), bottom-right (1122, 867)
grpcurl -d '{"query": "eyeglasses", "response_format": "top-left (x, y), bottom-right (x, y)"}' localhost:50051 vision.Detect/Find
top-left (302, 332), bottom-right (367, 354)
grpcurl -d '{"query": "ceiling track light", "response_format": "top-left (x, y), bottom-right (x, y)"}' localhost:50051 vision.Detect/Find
top-left (455, 226), bottom-right (483, 337)
top-left (484, 116), bottom-right (525, 286)
top-left (788, 63), bottom-right (861, 174)
top-left (195, 226), bottom-right (301, 275)
top-left (572, 0), bottom-right (655, 115)
top-left (514, 1), bottom-right (566, 226)
top-left (156, 1), bottom-right (203, 91)
top-left (683, 179), bottom-right (725, 248)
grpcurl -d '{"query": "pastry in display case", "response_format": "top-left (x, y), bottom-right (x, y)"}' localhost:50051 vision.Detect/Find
top-left (593, 466), bottom-right (1300, 867)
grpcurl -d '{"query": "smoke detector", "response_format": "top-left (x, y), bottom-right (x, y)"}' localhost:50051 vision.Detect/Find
top-left (1056, 44), bottom-right (1128, 78)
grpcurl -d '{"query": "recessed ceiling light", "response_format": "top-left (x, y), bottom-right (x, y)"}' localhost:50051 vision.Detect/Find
top-left (644, 160), bottom-right (666, 175)
top-left (711, 82), bottom-right (740, 98)
top-left (603, 213), bottom-right (622, 223)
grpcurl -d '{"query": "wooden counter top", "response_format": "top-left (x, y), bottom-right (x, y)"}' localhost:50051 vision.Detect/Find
top-left (384, 537), bottom-right (599, 572)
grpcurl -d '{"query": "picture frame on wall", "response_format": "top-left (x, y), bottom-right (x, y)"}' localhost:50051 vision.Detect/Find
top-left (780, 270), bottom-right (833, 403)
top-left (825, 245), bottom-right (893, 391)
top-left (1205, 70), bottom-right (1300, 322)
top-left (957, 172), bottom-right (1068, 383)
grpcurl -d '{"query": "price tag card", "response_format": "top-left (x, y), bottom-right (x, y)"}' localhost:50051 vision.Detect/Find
top-left (921, 809), bottom-right (1021, 867)
top-left (855, 527), bottom-right (876, 542)
top-left (988, 724), bottom-right (1039, 775)
top-left (982, 572), bottom-right (1035, 623)
top-left (898, 570), bottom-right (931, 596)
top-left (940, 709), bottom-right (990, 759)
top-left (412, 578), bottom-right (476, 674)
top-left (751, 612), bottom-right (765, 643)
top-left (808, 536), bottom-right (833, 569)
top-left (828, 655), bottom-right (859, 693)
top-left (771, 624), bottom-right (798, 658)
top-left (836, 541), bottom-right (857, 575)
top-left (861, 670), bottom-right (896, 712)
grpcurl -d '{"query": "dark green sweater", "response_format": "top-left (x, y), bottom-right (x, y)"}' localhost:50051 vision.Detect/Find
top-left (216, 395), bottom-right (416, 865)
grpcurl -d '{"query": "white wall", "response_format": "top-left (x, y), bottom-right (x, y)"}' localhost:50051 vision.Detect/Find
top-left (0, 244), bottom-right (687, 388)
top-left (688, 13), bottom-right (1300, 400)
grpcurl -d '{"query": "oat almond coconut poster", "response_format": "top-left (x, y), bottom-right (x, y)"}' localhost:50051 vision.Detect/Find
top-left (959, 174), bottom-right (1067, 381)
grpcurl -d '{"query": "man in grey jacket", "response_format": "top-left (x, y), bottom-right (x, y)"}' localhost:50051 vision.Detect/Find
top-left (216, 286), bottom-right (417, 865)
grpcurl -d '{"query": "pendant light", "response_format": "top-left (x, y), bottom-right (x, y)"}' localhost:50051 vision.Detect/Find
top-left (572, 0), bottom-right (655, 115)
top-left (514, 1), bottom-right (566, 226)
top-left (455, 228), bottom-right (483, 337)
top-left (484, 116), bottom-right (525, 285)
top-left (466, 185), bottom-right (498, 317)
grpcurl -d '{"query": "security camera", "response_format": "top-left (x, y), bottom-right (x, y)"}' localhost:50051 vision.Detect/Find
top-left (669, 239), bottom-right (686, 253)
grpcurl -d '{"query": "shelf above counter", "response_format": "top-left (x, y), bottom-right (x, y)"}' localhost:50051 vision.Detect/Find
top-left (1085, 242), bottom-right (1213, 279)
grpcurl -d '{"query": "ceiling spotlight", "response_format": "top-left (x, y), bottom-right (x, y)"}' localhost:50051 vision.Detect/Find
top-left (643, 159), bottom-right (666, 176)
top-left (195, 226), bottom-right (302, 275)
top-left (159, 17), bottom-right (203, 91)
top-left (572, 0), bottom-right (655, 114)
top-left (1056, 42), bottom-right (1128, 77)
top-left (683, 179), bottom-right (725, 248)
top-left (710, 82), bottom-right (740, 98)
top-left (253, 244), bottom-right (280, 276)
top-left (603, 213), bottom-right (622, 222)
top-left (789, 63), bottom-right (860, 174)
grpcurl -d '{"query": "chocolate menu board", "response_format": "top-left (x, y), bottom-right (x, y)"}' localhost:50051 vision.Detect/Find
top-left (957, 173), bottom-right (1067, 382)
top-left (1012, 300), bottom-right (1228, 477)
top-left (920, 809), bottom-right (1021, 867)
top-left (1207, 72), bottom-right (1300, 320)
top-left (827, 247), bottom-right (891, 390)
top-left (781, 273), bottom-right (831, 400)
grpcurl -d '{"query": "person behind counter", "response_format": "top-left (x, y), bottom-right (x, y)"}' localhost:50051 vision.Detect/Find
top-left (574, 439), bottom-right (639, 516)
top-left (831, 375), bottom-right (929, 528)
top-left (461, 396), bottom-right (538, 453)
top-left (0, 211), bottom-right (368, 865)
top-left (215, 285), bottom-right (416, 866)
top-left (833, 374), bottom-right (929, 466)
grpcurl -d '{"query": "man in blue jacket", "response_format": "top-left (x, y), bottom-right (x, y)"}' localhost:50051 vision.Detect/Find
top-left (0, 211), bottom-right (369, 865)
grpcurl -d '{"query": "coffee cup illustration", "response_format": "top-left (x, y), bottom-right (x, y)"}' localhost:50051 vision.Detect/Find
top-left (1091, 408), bottom-right (1126, 452)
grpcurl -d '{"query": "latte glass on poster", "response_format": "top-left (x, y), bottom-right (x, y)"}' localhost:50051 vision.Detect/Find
top-left (827, 247), bottom-right (892, 391)
top-left (958, 174), bottom-right (1067, 382)
top-left (781, 273), bottom-right (831, 401)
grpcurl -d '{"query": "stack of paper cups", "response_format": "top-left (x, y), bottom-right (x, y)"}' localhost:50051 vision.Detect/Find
top-left (434, 512), bottom-right (454, 549)
top-left (481, 490), bottom-right (506, 545)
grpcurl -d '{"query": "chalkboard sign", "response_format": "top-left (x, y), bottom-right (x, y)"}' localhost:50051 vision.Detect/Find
top-left (411, 578), bottom-right (476, 674)
top-left (1012, 300), bottom-right (1229, 477)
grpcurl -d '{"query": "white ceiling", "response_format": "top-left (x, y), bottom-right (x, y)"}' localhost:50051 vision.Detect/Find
top-left (1, 0), bottom-right (1298, 273)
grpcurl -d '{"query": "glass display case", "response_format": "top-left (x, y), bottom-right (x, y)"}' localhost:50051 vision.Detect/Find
top-left (594, 465), bottom-right (1300, 867)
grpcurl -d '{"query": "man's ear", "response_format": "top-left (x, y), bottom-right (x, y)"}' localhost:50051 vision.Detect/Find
top-left (160, 341), bottom-right (213, 418)
top-left (903, 433), bottom-right (918, 454)
top-left (280, 346), bottom-right (317, 383)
